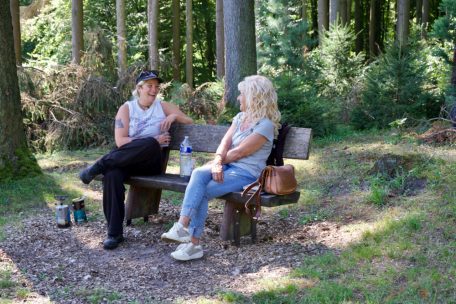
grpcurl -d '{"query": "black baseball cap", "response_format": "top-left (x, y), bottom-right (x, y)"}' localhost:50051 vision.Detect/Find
top-left (135, 70), bottom-right (163, 84)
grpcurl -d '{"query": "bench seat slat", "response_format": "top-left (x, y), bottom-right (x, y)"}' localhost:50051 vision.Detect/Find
top-left (126, 174), bottom-right (300, 207)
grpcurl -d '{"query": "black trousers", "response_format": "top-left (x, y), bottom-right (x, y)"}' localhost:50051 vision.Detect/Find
top-left (98, 138), bottom-right (162, 237)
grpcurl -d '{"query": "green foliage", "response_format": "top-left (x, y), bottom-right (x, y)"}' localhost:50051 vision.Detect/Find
top-left (301, 282), bottom-right (353, 303)
top-left (257, 0), bottom-right (334, 135)
top-left (352, 39), bottom-right (443, 129)
top-left (0, 147), bottom-right (41, 182)
top-left (272, 70), bottom-right (334, 136)
top-left (19, 66), bottom-right (123, 152)
top-left (22, 0), bottom-right (72, 65)
top-left (431, 0), bottom-right (456, 114)
top-left (431, 0), bottom-right (456, 43)
top-left (22, 0), bottom-right (217, 86)
top-left (317, 23), bottom-right (366, 123)
top-left (257, 0), bottom-right (315, 70)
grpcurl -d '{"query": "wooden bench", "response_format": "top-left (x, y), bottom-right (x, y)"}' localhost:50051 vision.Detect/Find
top-left (124, 124), bottom-right (312, 246)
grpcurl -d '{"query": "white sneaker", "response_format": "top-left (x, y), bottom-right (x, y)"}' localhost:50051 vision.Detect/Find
top-left (161, 222), bottom-right (191, 243)
top-left (171, 243), bottom-right (204, 261)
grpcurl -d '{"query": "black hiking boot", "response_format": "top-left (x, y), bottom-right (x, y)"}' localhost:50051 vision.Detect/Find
top-left (103, 235), bottom-right (124, 250)
top-left (79, 162), bottom-right (103, 184)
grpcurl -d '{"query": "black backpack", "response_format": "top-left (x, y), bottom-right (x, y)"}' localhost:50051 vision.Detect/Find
top-left (266, 123), bottom-right (291, 166)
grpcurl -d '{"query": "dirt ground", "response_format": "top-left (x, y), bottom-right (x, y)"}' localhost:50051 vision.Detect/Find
top-left (0, 196), bottom-right (360, 303)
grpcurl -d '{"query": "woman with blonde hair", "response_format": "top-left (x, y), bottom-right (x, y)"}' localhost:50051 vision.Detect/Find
top-left (161, 75), bottom-right (281, 261)
top-left (79, 70), bottom-right (192, 250)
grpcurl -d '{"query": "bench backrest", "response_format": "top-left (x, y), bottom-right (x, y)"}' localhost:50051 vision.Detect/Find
top-left (167, 124), bottom-right (312, 160)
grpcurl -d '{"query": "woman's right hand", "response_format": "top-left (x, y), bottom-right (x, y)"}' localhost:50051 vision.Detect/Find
top-left (155, 132), bottom-right (171, 146)
top-left (211, 155), bottom-right (224, 183)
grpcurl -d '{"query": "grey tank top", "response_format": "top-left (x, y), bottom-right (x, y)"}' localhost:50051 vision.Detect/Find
top-left (126, 99), bottom-right (166, 139)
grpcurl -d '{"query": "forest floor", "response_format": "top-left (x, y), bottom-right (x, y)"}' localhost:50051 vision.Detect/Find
top-left (0, 129), bottom-right (455, 303)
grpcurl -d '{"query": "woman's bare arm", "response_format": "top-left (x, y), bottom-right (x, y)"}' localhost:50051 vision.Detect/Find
top-left (114, 104), bottom-right (132, 148)
top-left (160, 102), bottom-right (193, 131)
top-left (223, 133), bottom-right (267, 164)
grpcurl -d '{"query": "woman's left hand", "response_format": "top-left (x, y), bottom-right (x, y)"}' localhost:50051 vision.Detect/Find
top-left (160, 114), bottom-right (177, 131)
top-left (211, 156), bottom-right (224, 183)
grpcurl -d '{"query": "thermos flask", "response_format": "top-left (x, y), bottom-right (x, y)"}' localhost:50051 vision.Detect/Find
top-left (55, 195), bottom-right (71, 228)
top-left (72, 196), bottom-right (87, 224)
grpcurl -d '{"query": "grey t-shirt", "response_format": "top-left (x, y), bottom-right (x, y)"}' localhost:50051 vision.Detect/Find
top-left (230, 112), bottom-right (275, 178)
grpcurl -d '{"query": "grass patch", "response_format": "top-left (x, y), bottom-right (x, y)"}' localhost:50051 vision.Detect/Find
top-left (1, 130), bottom-right (455, 303)
top-left (218, 291), bottom-right (248, 303)
top-left (0, 270), bottom-right (16, 289)
top-left (75, 288), bottom-right (121, 304)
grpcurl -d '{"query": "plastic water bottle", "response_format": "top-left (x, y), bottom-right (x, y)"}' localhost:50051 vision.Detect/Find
top-left (180, 136), bottom-right (193, 180)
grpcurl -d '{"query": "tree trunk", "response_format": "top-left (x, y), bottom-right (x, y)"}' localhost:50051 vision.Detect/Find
top-left (346, 0), bottom-right (351, 24)
top-left (116, 0), bottom-right (127, 77)
top-left (452, 45), bottom-right (456, 89)
top-left (216, 0), bottom-right (224, 79)
top-left (10, 0), bottom-right (20, 66)
top-left (148, 0), bottom-right (159, 70)
top-left (185, 0), bottom-right (193, 87)
top-left (71, 0), bottom-right (83, 64)
top-left (396, 0), bottom-right (410, 46)
top-left (451, 44), bottom-right (456, 128)
top-left (369, 0), bottom-right (381, 57)
top-left (310, 0), bottom-right (319, 40)
top-left (421, 0), bottom-right (429, 38)
top-left (0, 0), bottom-right (40, 180)
top-left (172, 0), bottom-right (181, 81)
top-left (354, 0), bottom-right (363, 53)
top-left (202, 0), bottom-right (215, 77)
top-left (329, 0), bottom-right (339, 24)
top-left (339, 0), bottom-right (347, 24)
top-left (301, 0), bottom-right (308, 46)
top-left (416, 0), bottom-right (422, 24)
top-left (223, 0), bottom-right (256, 108)
top-left (318, 0), bottom-right (329, 43)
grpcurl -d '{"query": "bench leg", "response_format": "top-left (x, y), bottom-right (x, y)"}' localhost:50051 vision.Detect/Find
top-left (125, 185), bottom-right (162, 224)
top-left (250, 213), bottom-right (257, 244)
top-left (220, 200), bottom-right (252, 245)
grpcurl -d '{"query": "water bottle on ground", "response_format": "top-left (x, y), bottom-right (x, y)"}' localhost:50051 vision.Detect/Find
top-left (180, 136), bottom-right (193, 181)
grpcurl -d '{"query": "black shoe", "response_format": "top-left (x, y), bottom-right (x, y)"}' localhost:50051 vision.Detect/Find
top-left (79, 163), bottom-right (103, 184)
top-left (103, 235), bottom-right (124, 250)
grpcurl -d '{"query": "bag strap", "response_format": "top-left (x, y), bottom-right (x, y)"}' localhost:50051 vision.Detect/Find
top-left (241, 166), bottom-right (272, 219)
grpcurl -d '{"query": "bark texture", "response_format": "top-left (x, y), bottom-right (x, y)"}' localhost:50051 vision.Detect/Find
top-left (116, 0), bottom-right (127, 76)
top-left (10, 0), bottom-right (21, 66)
top-left (0, 0), bottom-right (40, 180)
top-left (369, 0), bottom-right (381, 57)
top-left (354, 0), bottom-right (363, 52)
top-left (329, 0), bottom-right (339, 24)
top-left (223, 0), bottom-right (257, 107)
top-left (318, 0), bottom-right (329, 43)
top-left (71, 0), bottom-right (83, 64)
top-left (148, 0), bottom-right (159, 70)
top-left (185, 0), bottom-right (193, 87)
top-left (216, 0), bottom-right (225, 78)
top-left (421, 0), bottom-right (429, 37)
top-left (396, 0), bottom-right (410, 46)
top-left (172, 0), bottom-right (181, 81)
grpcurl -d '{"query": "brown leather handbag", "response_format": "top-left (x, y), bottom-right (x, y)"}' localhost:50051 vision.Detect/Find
top-left (241, 164), bottom-right (297, 219)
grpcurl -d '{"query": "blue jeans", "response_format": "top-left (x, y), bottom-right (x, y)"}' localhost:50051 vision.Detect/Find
top-left (180, 164), bottom-right (256, 238)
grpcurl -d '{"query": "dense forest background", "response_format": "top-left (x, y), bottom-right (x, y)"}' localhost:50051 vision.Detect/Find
top-left (9, 0), bottom-right (456, 152)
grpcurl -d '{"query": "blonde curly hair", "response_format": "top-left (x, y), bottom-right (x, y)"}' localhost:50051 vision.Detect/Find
top-left (238, 75), bottom-right (281, 137)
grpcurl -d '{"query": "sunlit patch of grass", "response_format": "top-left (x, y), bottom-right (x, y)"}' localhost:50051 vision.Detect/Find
top-left (0, 270), bottom-right (16, 289)
top-left (217, 291), bottom-right (247, 303)
top-left (162, 190), bottom-right (184, 206)
top-left (75, 288), bottom-right (121, 304)
top-left (15, 288), bottom-right (30, 300)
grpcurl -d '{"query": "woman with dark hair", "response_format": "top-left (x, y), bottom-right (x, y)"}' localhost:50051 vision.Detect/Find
top-left (79, 71), bottom-right (192, 250)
